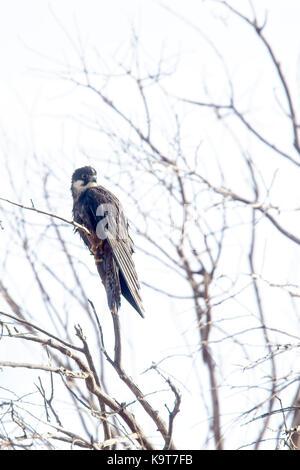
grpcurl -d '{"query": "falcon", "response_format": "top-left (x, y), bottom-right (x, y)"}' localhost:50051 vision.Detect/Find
top-left (71, 166), bottom-right (144, 318)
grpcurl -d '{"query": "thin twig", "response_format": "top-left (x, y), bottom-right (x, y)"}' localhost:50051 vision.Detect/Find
top-left (0, 196), bottom-right (90, 236)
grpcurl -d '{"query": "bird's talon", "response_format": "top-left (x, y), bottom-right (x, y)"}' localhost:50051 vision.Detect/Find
top-left (90, 241), bottom-right (103, 256)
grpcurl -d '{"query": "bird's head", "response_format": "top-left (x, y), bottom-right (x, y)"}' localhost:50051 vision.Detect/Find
top-left (71, 166), bottom-right (98, 199)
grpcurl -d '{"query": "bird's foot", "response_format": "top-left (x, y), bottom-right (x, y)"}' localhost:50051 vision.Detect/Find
top-left (90, 241), bottom-right (103, 256)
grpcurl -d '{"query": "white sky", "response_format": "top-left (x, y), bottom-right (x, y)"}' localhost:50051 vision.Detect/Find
top-left (0, 0), bottom-right (299, 136)
top-left (0, 0), bottom-right (300, 450)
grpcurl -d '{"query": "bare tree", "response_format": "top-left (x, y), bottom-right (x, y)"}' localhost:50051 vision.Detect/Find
top-left (0, 0), bottom-right (299, 450)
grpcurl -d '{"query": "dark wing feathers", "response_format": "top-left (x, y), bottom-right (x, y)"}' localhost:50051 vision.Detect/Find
top-left (107, 236), bottom-right (144, 317)
top-left (83, 187), bottom-right (144, 317)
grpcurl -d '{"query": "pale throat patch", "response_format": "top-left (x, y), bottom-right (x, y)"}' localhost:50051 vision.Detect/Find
top-left (72, 179), bottom-right (98, 197)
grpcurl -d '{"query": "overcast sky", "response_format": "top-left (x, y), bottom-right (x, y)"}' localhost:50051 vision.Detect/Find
top-left (1, 0), bottom-right (300, 450)
top-left (0, 0), bottom-right (299, 155)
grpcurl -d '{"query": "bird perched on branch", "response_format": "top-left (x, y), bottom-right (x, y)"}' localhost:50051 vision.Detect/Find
top-left (71, 166), bottom-right (144, 318)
